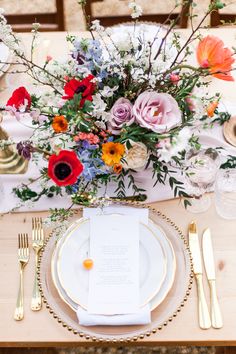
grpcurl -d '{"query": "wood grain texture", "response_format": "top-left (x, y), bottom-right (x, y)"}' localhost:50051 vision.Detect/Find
top-left (0, 196), bottom-right (236, 346)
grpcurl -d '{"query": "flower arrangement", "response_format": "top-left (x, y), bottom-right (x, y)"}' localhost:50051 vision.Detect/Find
top-left (0, 1), bottom-right (235, 220)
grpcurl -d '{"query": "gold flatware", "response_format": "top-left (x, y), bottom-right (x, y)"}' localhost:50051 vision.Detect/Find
top-left (31, 217), bottom-right (44, 311)
top-left (188, 221), bottom-right (211, 329)
top-left (202, 228), bottom-right (223, 329)
top-left (14, 233), bottom-right (29, 321)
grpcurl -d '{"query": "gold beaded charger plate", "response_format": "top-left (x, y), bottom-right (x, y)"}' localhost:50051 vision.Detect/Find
top-left (39, 204), bottom-right (193, 342)
top-left (52, 214), bottom-right (170, 311)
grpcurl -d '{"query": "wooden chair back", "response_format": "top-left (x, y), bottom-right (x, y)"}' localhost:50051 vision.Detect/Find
top-left (84, 0), bottom-right (191, 29)
top-left (210, 1), bottom-right (236, 27)
top-left (5, 0), bottom-right (65, 32)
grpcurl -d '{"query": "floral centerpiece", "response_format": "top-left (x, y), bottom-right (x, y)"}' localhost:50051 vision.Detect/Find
top-left (0, 1), bottom-right (235, 221)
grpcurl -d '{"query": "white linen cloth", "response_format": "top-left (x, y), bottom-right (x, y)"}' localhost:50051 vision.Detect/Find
top-left (74, 206), bottom-right (151, 326)
top-left (0, 102), bottom-right (236, 213)
top-left (76, 304), bottom-right (151, 326)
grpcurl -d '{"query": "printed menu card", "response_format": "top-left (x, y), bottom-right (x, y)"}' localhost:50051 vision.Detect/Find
top-left (88, 214), bottom-right (140, 315)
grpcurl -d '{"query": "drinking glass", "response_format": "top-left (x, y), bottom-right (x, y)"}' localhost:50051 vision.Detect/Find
top-left (215, 169), bottom-right (236, 220)
top-left (183, 148), bottom-right (220, 213)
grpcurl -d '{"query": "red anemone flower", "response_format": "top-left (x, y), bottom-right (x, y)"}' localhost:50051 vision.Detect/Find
top-left (63, 75), bottom-right (96, 107)
top-left (48, 150), bottom-right (83, 186)
top-left (6, 87), bottom-right (31, 109)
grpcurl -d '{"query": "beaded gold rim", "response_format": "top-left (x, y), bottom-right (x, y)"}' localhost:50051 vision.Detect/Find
top-left (37, 201), bottom-right (194, 343)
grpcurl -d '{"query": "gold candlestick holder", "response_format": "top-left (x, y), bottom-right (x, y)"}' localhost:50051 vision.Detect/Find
top-left (0, 114), bottom-right (28, 174)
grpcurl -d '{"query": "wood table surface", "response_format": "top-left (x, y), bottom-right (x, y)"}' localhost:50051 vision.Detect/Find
top-left (0, 30), bottom-right (236, 347)
top-left (0, 196), bottom-right (236, 347)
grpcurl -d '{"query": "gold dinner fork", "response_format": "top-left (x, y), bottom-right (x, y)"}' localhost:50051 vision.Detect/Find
top-left (31, 217), bottom-right (44, 311)
top-left (14, 233), bottom-right (29, 321)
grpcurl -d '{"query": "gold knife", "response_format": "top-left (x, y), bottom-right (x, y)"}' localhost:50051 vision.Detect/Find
top-left (202, 228), bottom-right (223, 329)
top-left (188, 221), bottom-right (211, 329)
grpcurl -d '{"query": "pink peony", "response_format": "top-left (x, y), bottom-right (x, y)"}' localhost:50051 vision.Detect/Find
top-left (133, 91), bottom-right (182, 133)
top-left (108, 98), bottom-right (135, 135)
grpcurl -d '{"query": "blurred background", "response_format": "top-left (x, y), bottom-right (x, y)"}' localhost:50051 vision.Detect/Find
top-left (0, 0), bottom-right (235, 32)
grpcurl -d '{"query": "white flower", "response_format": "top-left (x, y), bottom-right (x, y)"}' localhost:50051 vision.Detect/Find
top-left (100, 85), bottom-right (118, 98)
top-left (95, 120), bottom-right (106, 130)
top-left (92, 93), bottom-right (107, 119)
top-left (92, 93), bottom-right (107, 110)
top-left (128, 1), bottom-right (143, 19)
top-left (123, 140), bottom-right (149, 171)
top-left (90, 20), bottom-right (104, 33)
top-left (0, 8), bottom-right (5, 15)
top-left (110, 31), bottom-right (139, 52)
top-left (50, 134), bottom-right (76, 151)
top-left (158, 127), bottom-right (192, 163)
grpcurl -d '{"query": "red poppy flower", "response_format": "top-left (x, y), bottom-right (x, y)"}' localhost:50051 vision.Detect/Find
top-left (48, 150), bottom-right (83, 186)
top-left (63, 75), bottom-right (96, 107)
top-left (6, 87), bottom-right (31, 109)
top-left (197, 36), bottom-right (235, 81)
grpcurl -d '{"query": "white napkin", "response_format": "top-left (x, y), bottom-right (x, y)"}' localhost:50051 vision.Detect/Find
top-left (76, 304), bottom-right (151, 326)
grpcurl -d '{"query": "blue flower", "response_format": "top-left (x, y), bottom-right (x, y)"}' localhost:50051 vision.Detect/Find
top-left (80, 140), bottom-right (98, 150)
top-left (72, 38), bottom-right (107, 77)
top-left (77, 142), bottom-right (107, 182)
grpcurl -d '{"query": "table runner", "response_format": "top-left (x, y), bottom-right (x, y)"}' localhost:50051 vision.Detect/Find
top-left (0, 100), bottom-right (235, 213)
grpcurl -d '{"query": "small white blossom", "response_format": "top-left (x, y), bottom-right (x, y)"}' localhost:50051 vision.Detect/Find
top-left (128, 1), bottom-right (143, 19)
top-left (90, 20), bottom-right (104, 33)
top-left (51, 134), bottom-right (76, 151)
top-left (100, 85), bottom-right (118, 98)
top-left (92, 93), bottom-right (107, 117)
top-left (110, 31), bottom-right (139, 52)
top-left (158, 127), bottom-right (192, 163)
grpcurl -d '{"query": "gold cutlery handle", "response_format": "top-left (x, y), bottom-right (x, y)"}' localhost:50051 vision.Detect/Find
top-left (209, 279), bottom-right (223, 329)
top-left (31, 252), bottom-right (42, 311)
top-left (196, 274), bottom-right (211, 329)
top-left (14, 266), bottom-right (24, 321)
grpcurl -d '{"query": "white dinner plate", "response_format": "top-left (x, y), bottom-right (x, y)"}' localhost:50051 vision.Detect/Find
top-left (51, 215), bottom-right (176, 312)
top-left (56, 215), bottom-right (167, 309)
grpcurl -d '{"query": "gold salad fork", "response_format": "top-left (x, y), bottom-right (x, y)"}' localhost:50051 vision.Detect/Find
top-left (31, 217), bottom-right (44, 311)
top-left (14, 233), bottom-right (29, 321)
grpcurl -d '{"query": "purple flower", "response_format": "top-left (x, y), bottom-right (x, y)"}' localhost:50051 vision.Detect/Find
top-left (133, 91), bottom-right (182, 133)
top-left (16, 141), bottom-right (33, 160)
top-left (108, 98), bottom-right (135, 135)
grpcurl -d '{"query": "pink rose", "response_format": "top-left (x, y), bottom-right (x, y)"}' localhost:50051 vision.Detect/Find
top-left (133, 91), bottom-right (181, 133)
top-left (108, 98), bottom-right (135, 135)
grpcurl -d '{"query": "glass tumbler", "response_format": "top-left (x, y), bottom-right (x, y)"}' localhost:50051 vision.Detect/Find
top-left (215, 169), bottom-right (236, 220)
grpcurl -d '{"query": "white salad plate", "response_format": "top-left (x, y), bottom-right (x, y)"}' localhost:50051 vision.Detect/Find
top-left (51, 215), bottom-right (176, 312)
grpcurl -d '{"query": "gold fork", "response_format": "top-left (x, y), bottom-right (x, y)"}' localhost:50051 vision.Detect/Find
top-left (31, 217), bottom-right (44, 311)
top-left (14, 233), bottom-right (29, 321)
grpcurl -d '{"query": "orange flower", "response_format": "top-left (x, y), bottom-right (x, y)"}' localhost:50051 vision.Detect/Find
top-left (113, 163), bottom-right (123, 174)
top-left (207, 101), bottom-right (219, 117)
top-left (197, 35), bottom-right (235, 81)
top-left (102, 142), bottom-right (125, 166)
top-left (52, 115), bottom-right (68, 133)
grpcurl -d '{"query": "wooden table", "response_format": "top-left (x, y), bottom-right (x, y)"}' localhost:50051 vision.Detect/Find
top-left (1, 196), bottom-right (236, 347)
top-left (0, 30), bottom-right (236, 348)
